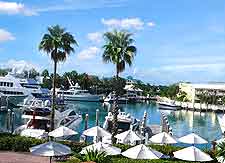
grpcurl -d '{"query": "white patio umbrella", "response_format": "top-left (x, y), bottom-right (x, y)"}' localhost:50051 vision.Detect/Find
top-left (80, 142), bottom-right (121, 156)
top-left (30, 141), bottom-right (71, 163)
top-left (48, 126), bottom-right (78, 138)
top-left (149, 132), bottom-right (177, 144)
top-left (173, 146), bottom-right (213, 162)
top-left (122, 144), bottom-right (164, 159)
top-left (178, 133), bottom-right (208, 144)
top-left (83, 126), bottom-right (111, 137)
top-left (115, 130), bottom-right (142, 145)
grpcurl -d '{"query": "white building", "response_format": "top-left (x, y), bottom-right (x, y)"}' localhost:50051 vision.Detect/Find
top-left (124, 80), bottom-right (143, 98)
top-left (179, 82), bottom-right (225, 104)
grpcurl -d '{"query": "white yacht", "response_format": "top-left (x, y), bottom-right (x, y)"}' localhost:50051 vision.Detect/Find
top-left (157, 101), bottom-right (178, 110)
top-left (103, 111), bottom-right (139, 133)
top-left (14, 106), bottom-right (82, 138)
top-left (104, 92), bottom-right (128, 104)
top-left (56, 82), bottom-right (101, 102)
top-left (0, 73), bottom-right (49, 106)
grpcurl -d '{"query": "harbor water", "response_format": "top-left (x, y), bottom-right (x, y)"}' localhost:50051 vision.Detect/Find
top-left (0, 101), bottom-right (222, 147)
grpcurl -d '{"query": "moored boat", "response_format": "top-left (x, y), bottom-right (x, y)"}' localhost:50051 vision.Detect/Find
top-left (157, 101), bottom-right (179, 110)
top-left (56, 82), bottom-right (101, 102)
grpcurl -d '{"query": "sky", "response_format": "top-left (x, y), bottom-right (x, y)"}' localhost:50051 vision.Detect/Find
top-left (1, 0), bottom-right (225, 85)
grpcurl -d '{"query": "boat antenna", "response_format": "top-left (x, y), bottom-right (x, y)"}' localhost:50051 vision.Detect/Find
top-left (66, 76), bottom-right (74, 86)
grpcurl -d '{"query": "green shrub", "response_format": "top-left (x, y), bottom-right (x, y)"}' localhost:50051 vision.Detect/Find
top-left (82, 149), bottom-right (108, 163)
top-left (0, 133), bottom-right (217, 163)
top-left (61, 157), bottom-right (81, 163)
top-left (0, 133), bottom-right (45, 152)
top-left (12, 136), bottom-right (45, 152)
top-left (148, 144), bottom-right (182, 156)
top-left (110, 158), bottom-right (198, 163)
top-left (0, 135), bottom-right (14, 150)
top-left (60, 141), bottom-right (88, 153)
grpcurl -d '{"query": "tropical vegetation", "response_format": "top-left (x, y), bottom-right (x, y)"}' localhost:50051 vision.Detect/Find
top-left (38, 25), bottom-right (77, 131)
top-left (0, 133), bottom-right (217, 163)
top-left (102, 29), bottom-right (137, 143)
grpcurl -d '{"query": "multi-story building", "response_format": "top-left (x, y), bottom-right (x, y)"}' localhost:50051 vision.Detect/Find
top-left (179, 82), bottom-right (225, 104)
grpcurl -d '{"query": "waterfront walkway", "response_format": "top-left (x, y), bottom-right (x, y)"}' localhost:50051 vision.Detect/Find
top-left (0, 152), bottom-right (54, 163)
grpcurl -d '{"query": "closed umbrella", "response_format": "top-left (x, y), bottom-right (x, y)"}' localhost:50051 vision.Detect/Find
top-left (30, 141), bottom-right (71, 163)
top-left (173, 146), bottom-right (213, 162)
top-left (48, 126), bottom-right (78, 138)
top-left (149, 132), bottom-right (177, 144)
top-left (83, 126), bottom-right (111, 137)
top-left (122, 144), bottom-right (164, 159)
top-left (115, 130), bottom-right (142, 145)
top-left (80, 142), bottom-right (121, 156)
top-left (178, 133), bottom-right (208, 144)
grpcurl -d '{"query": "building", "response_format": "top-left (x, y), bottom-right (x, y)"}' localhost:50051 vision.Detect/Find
top-left (179, 82), bottom-right (225, 104)
top-left (124, 79), bottom-right (143, 98)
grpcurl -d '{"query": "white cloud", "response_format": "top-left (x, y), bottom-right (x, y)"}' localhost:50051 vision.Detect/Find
top-left (101, 18), bottom-right (144, 30)
top-left (87, 32), bottom-right (102, 43)
top-left (0, 1), bottom-right (37, 16)
top-left (147, 22), bottom-right (156, 27)
top-left (0, 60), bottom-right (39, 74)
top-left (35, 0), bottom-right (128, 13)
top-left (0, 29), bottom-right (15, 42)
top-left (77, 46), bottom-right (100, 60)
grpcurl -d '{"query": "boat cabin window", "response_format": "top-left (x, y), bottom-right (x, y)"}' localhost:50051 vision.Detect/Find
top-left (58, 91), bottom-right (73, 95)
top-left (0, 90), bottom-right (23, 95)
top-left (0, 82), bottom-right (13, 87)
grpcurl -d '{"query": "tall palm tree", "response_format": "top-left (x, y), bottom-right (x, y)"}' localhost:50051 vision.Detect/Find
top-left (102, 30), bottom-right (137, 143)
top-left (39, 25), bottom-right (77, 131)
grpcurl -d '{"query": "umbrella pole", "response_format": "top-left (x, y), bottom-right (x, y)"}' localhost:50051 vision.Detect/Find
top-left (49, 156), bottom-right (52, 163)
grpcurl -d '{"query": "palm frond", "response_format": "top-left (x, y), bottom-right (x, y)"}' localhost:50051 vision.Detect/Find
top-left (102, 29), bottom-right (137, 73)
top-left (39, 25), bottom-right (77, 63)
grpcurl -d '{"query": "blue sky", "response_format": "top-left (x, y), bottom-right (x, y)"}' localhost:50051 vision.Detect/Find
top-left (1, 0), bottom-right (225, 85)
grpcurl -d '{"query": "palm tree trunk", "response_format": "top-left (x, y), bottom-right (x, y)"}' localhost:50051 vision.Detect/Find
top-left (111, 68), bottom-right (119, 144)
top-left (51, 60), bottom-right (57, 131)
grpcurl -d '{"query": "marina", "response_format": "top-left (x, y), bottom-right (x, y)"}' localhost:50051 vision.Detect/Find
top-left (0, 101), bottom-right (222, 147)
top-left (1, 1), bottom-right (225, 161)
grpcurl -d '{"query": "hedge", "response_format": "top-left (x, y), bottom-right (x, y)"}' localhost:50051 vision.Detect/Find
top-left (110, 158), bottom-right (200, 163)
top-left (0, 133), bottom-right (218, 163)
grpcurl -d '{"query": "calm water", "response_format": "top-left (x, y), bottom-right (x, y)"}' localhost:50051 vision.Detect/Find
top-left (0, 101), bottom-right (222, 147)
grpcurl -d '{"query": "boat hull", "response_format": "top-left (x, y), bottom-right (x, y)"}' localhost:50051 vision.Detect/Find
top-left (8, 95), bottom-right (28, 107)
top-left (63, 95), bottom-right (100, 102)
top-left (157, 103), bottom-right (178, 110)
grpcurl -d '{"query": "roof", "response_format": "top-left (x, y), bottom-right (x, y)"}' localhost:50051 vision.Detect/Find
top-left (180, 82), bottom-right (225, 90)
top-left (124, 84), bottom-right (143, 92)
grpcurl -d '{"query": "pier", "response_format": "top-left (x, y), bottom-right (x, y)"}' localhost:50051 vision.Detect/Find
top-left (174, 101), bottom-right (225, 113)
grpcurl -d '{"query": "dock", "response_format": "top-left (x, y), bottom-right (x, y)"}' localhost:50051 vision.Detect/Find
top-left (174, 101), bottom-right (225, 113)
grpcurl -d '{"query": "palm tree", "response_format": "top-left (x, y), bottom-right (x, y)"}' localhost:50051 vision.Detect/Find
top-left (217, 142), bottom-right (225, 162)
top-left (39, 25), bottom-right (77, 131)
top-left (102, 30), bottom-right (137, 143)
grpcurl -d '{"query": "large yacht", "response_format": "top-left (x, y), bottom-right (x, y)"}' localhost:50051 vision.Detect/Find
top-left (14, 104), bottom-right (82, 138)
top-left (56, 81), bottom-right (101, 102)
top-left (0, 73), bottom-right (49, 106)
top-left (103, 111), bottom-right (139, 133)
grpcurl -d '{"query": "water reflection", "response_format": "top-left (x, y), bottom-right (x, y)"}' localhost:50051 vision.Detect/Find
top-left (168, 110), bottom-right (221, 141)
top-left (0, 101), bottom-right (222, 143)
